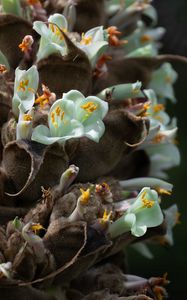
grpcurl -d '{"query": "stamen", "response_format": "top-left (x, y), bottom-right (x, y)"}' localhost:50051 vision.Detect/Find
top-left (80, 33), bottom-right (93, 45)
top-left (49, 24), bottom-right (67, 40)
top-left (23, 114), bottom-right (33, 121)
top-left (31, 223), bottom-right (45, 235)
top-left (80, 188), bottom-right (90, 204)
top-left (55, 106), bottom-right (61, 116)
top-left (51, 112), bottom-right (55, 124)
top-left (19, 35), bottom-right (33, 53)
top-left (152, 133), bottom-right (165, 144)
top-left (153, 104), bottom-right (165, 113)
top-left (156, 187), bottom-right (171, 196)
top-left (175, 211), bottom-right (181, 225)
top-left (140, 34), bottom-right (152, 43)
top-left (165, 76), bottom-right (172, 83)
top-left (35, 84), bottom-right (56, 108)
top-left (95, 182), bottom-right (110, 195)
top-left (141, 191), bottom-right (154, 208)
top-left (81, 101), bottom-right (98, 113)
top-left (142, 198), bottom-right (154, 208)
top-left (18, 79), bottom-right (29, 92)
top-left (106, 26), bottom-right (127, 46)
top-left (100, 209), bottom-right (112, 224)
top-left (0, 64), bottom-right (7, 74)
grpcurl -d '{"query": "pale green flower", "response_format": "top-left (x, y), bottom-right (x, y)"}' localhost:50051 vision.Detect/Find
top-left (12, 66), bottom-right (39, 118)
top-left (127, 44), bottom-right (155, 57)
top-left (109, 187), bottom-right (163, 238)
top-left (149, 63), bottom-right (178, 103)
top-left (97, 81), bottom-right (143, 101)
top-left (124, 21), bottom-right (165, 56)
top-left (120, 177), bottom-right (173, 194)
top-left (16, 107), bottom-right (34, 140)
top-left (33, 13), bottom-right (68, 61)
top-left (163, 204), bottom-right (179, 246)
top-left (22, 222), bottom-right (45, 263)
top-left (32, 90), bottom-right (108, 145)
top-left (77, 26), bottom-right (108, 67)
top-left (144, 89), bottom-right (170, 128)
top-left (145, 143), bottom-right (180, 179)
top-left (1, 0), bottom-right (22, 17)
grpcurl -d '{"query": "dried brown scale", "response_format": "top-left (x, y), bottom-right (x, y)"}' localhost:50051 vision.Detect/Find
top-left (37, 31), bottom-right (92, 98)
top-left (0, 285), bottom-right (57, 300)
top-left (24, 187), bottom-right (54, 225)
top-left (43, 221), bottom-right (87, 268)
top-left (0, 206), bottom-right (28, 224)
top-left (70, 110), bottom-right (149, 182)
top-left (1, 118), bottom-right (17, 147)
top-left (0, 75), bottom-right (12, 127)
top-left (0, 226), bottom-right (7, 255)
top-left (43, 0), bottom-right (106, 33)
top-left (0, 14), bottom-right (34, 69)
top-left (93, 55), bottom-right (187, 94)
top-left (3, 140), bottom-right (68, 203)
top-left (109, 149), bottom-right (150, 180)
top-left (0, 251), bottom-right (5, 263)
top-left (71, 263), bottom-right (126, 296)
top-left (74, 0), bottom-right (106, 33)
top-left (50, 192), bottom-right (77, 222)
top-left (12, 245), bottom-right (37, 281)
top-left (107, 6), bottom-right (143, 37)
top-left (4, 231), bottom-right (24, 262)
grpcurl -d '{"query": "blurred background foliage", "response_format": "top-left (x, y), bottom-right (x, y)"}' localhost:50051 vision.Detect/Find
top-left (128, 1), bottom-right (187, 299)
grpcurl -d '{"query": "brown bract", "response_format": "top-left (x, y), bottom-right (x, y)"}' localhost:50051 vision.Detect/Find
top-left (44, 0), bottom-right (106, 33)
top-left (2, 140), bottom-right (68, 203)
top-left (0, 14), bottom-right (33, 69)
top-left (37, 31), bottom-right (92, 98)
top-left (70, 110), bottom-right (149, 182)
top-left (93, 55), bottom-right (187, 94)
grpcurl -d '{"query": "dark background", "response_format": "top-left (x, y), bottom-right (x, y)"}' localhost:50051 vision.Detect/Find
top-left (128, 1), bottom-right (187, 299)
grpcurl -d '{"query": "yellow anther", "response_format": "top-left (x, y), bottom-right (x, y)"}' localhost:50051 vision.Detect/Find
top-left (80, 188), bottom-right (90, 204)
top-left (152, 133), bottom-right (165, 144)
top-left (100, 209), bottom-right (112, 224)
top-left (81, 101), bottom-right (98, 113)
top-left (49, 24), bottom-right (67, 40)
top-left (80, 33), bottom-right (93, 45)
top-left (140, 34), bottom-right (152, 43)
top-left (55, 106), bottom-right (61, 116)
top-left (165, 76), bottom-right (172, 83)
top-left (23, 114), bottom-right (33, 122)
top-left (95, 182), bottom-right (110, 195)
top-left (18, 79), bottom-right (29, 92)
top-left (31, 223), bottom-right (45, 235)
top-left (141, 191), bottom-right (154, 208)
top-left (0, 64), bottom-right (7, 74)
top-left (19, 35), bottom-right (33, 52)
top-left (142, 198), bottom-right (154, 208)
top-left (143, 102), bottom-right (151, 110)
top-left (61, 111), bottom-right (65, 120)
top-left (153, 104), bottom-right (165, 113)
top-left (156, 187), bottom-right (171, 196)
top-left (51, 112), bottom-right (55, 123)
top-left (175, 211), bottom-right (181, 225)
top-left (35, 95), bottom-right (49, 108)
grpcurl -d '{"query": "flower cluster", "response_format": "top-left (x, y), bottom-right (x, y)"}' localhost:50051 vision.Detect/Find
top-left (0, 0), bottom-right (182, 299)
